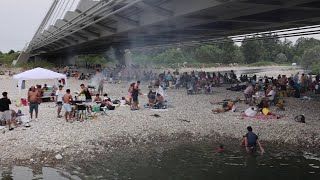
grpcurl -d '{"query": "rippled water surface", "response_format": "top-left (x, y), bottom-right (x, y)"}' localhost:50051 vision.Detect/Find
top-left (1, 142), bottom-right (320, 180)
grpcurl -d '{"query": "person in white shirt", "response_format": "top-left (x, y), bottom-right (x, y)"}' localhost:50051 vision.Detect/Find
top-left (120, 97), bottom-right (127, 105)
top-left (55, 85), bottom-right (64, 118)
top-left (155, 84), bottom-right (164, 97)
top-left (267, 87), bottom-right (276, 101)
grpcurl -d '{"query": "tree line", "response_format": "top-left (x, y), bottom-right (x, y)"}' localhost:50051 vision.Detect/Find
top-left (131, 34), bottom-right (320, 73)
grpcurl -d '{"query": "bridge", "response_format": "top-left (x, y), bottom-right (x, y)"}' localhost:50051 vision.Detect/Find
top-left (16, 0), bottom-right (320, 65)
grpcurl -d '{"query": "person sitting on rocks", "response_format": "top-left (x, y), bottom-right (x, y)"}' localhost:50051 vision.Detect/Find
top-left (147, 90), bottom-right (156, 108)
top-left (93, 94), bottom-right (102, 103)
top-left (120, 97), bottom-right (127, 106)
top-left (155, 93), bottom-right (165, 109)
top-left (266, 86), bottom-right (277, 105)
top-left (212, 101), bottom-right (235, 113)
top-left (42, 84), bottom-right (48, 91)
top-left (79, 73), bottom-right (85, 80)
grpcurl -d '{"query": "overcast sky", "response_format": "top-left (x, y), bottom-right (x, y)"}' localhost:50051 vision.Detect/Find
top-left (0, 0), bottom-right (320, 53)
top-left (0, 0), bottom-right (54, 53)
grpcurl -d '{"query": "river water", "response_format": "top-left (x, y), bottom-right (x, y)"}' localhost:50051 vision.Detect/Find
top-left (1, 141), bottom-right (320, 180)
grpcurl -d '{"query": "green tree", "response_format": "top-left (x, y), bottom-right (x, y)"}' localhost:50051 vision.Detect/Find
top-left (0, 52), bottom-right (19, 65)
top-left (77, 54), bottom-right (107, 66)
top-left (234, 45), bottom-right (244, 63)
top-left (218, 38), bottom-right (237, 64)
top-left (292, 56), bottom-right (301, 64)
top-left (260, 33), bottom-right (280, 61)
top-left (301, 45), bottom-right (320, 70)
top-left (275, 53), bottom-right (287, 63)
top-left (194, 45), bottom-right (224, 63)
top-left (8, 50), bottom-right (15, 54)
top-left (153, 48), bottom-right (185, 64)
top-left (295, 37), bottom-right (320, 57)
top-left (241, 36), bottom-right (263, 64)
top-left (279, 38), bottom-right (294, 62)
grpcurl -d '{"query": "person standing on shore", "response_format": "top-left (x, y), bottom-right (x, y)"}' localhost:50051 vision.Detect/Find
top-left (56, 85), bottom-right (63, 118)
top-left (63, 89), bottom-right (73, 122)
top-left (131, 81), bottom-right (141, 110)
top-left (28, 86), bottom-right (40, 121)
top-left (0, 92), bottom-right (13, 130)
top-left (96, 69), bottom-right (104, 94)
top-left (79, 84), bottom-right (92, 103)
top-left (241, 126), bottom-right (265, 154)
top-left (244, 83), bottom-right (254, 105)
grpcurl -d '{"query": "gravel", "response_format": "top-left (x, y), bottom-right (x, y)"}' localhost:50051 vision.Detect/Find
top-left (1, 74), bottom-right (320, 163)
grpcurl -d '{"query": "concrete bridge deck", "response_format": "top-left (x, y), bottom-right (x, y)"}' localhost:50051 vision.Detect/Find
top-left (20, 0), bottom-right (320, 64)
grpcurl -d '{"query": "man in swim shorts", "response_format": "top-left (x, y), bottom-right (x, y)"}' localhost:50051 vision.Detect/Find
top-left (63, 89), bottom-right (73, 122)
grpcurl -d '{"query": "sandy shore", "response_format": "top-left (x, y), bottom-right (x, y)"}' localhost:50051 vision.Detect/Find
top-left (0, 66), bottom-right (319, 164)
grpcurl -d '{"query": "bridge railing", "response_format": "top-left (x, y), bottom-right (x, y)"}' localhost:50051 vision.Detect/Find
top-left (29, 0), bottom-right (122, 51)
top-left (29, 0), bottom-right (110, 49)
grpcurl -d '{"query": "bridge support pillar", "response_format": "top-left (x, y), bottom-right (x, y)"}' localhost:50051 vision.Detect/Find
top-left (66, 56), bottom-right (76, 65)
top-left (124, 49), bottom-right (133, 67)
top-left (14, 51), bottom-right (30, 66)
top-left (34, 55), bottom-right (42, 63)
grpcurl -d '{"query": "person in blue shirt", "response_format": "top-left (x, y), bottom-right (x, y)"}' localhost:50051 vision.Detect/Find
top-left (240, 126), bottom-right (265, 154)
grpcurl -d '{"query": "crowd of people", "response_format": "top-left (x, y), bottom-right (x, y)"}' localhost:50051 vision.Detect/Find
top-left (3, 65), bottom-right (320, 156)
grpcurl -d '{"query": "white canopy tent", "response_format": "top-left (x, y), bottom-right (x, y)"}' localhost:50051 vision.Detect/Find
top-left (13, 67), bottom-right (67, 93)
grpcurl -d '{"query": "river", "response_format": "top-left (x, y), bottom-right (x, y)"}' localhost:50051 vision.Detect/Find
top-left (1, 141), bottom-right (320, 180)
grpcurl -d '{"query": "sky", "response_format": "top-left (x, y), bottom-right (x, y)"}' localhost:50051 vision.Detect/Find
top-left (0, 0), bottom-right (320, 53)
top-left (0, 0), bottom-right (54, 53)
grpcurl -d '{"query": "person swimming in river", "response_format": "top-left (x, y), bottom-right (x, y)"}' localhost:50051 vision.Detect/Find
top-left (216, 144), bottom-right (225, 153)
top-left (240, 126), bottom-right (265, 155)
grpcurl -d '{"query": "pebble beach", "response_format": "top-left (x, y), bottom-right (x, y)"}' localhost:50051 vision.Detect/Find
top-left (1, 66), bottom-right (320, 164)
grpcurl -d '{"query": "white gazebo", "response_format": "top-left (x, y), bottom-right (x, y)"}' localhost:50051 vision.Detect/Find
top-left (13, 67), bottom-right (67, 93)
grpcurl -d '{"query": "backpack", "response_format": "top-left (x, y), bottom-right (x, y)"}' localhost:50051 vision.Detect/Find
top-left (294, 115), bottom-right (305, 123)
top-left (107, 105), bottom-right (115, 110)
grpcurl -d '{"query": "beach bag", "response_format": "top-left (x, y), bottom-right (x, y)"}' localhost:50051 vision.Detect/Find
top-left (245, 107), bottom-right (257, 117)
top-left (107, 105), bottom-right (115, 110)
top-left (92, 105), bottom-right (100, 112)
top-left (262, 108), bottom-right (270, 115)
top-left (294, 115), bottom-right (305, 123)
top-left (113, 100), bottom-right (120, 104)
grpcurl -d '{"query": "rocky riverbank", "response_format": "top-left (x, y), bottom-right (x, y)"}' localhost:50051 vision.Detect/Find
top-left (1, 69), bottom-right (320, 165)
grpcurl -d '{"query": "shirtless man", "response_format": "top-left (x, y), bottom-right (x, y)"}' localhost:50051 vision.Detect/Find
top-left (93, 94), bottom-right (102, 103)
top-left (63, 89), bottom-right (73, 122)
top-left (28, 86), bottom-right (40, 120)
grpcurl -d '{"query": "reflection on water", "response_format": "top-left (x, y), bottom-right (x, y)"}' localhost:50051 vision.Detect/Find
top-left (1, 142), bottom-right (320, 180)
top-left (0, 166), bottom-right (81, 180)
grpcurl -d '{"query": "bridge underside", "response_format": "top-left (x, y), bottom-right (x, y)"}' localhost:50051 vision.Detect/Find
top-left (29, 0), bottom-right (320, 58)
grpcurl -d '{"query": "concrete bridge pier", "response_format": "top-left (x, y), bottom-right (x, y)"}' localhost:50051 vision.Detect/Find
top-left (124, 49), bottom-right (133, 67)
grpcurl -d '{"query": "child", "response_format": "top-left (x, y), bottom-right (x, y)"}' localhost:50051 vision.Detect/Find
top-left (216, 145), bottom-right (225, 153)
top-left (120, 97), bottom-right (127, 105)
